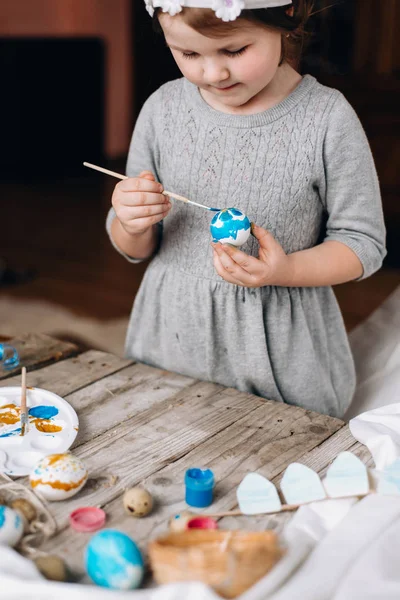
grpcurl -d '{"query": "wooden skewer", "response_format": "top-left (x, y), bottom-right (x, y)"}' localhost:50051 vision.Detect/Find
top-left (20, 366), bottom-right (28, 436)
top-left (83, 162), bottom-right (220, 212)
top-left (202, 492), bottom-right (373, 518)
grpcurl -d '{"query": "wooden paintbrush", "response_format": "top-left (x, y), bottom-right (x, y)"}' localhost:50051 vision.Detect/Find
top-left (83, 162), bottom-right (221, 212)
top-left (20, 366), bottom-right (28, 436)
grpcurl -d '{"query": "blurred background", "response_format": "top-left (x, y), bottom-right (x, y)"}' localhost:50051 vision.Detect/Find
top-left (0, 0), bottom-right (399, 354)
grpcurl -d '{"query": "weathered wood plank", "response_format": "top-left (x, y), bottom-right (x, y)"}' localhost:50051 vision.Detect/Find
top-left (43, 401), bottom-right (343, 574)
top-left (48, 385), bottom-right (268, 528)
top-left (0, 334), bottom-right (79, 379)
top-left (0, 349), bottom-right (133, 395)
top-left (68, 364), bottom-right (197, 448)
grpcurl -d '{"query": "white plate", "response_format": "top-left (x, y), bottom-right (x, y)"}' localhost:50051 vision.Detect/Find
top-left (0, 387), bottom-right (79, 476)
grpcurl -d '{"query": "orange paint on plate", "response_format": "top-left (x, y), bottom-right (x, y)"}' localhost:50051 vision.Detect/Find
top-left (33, 420), bottom-right (63, 433)
top-left (0, 404), bottom-right (20, 425)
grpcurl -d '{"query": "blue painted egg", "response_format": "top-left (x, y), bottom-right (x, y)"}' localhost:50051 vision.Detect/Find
top-left (210, 208), bottom-right (251, 247)
top-left (85, 529), bottom-right (144, 590)
top-left (0, 505), bottom-right (24, 547)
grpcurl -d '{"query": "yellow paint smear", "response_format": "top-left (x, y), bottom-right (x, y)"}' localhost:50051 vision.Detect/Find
top-left (0, 404), bottom-right (20, 425)
top-left (46, 454), bottom-right (66, 466)
top-left (34, 421), bottom-right (63, 433)
top-left (31, 475), bottom-right (87, 492)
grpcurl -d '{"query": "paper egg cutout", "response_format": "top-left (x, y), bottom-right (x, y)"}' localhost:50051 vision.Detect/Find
top-left (324, 452), bottom-right (369, 498)
top-left (210, 208), bottom-right (251, 247)
top-left (86, 529), bottom-right (144, 590)
top-left (29, 453), bottom-right (88, 501)
top-left (0, 505), bottom-right (24, 547)
top-left (281, 464), bottom-right (326, 505)
top-left (237, 473), bottom-right (281, 515)
top-left (123, 487), bottom-right (153, 518)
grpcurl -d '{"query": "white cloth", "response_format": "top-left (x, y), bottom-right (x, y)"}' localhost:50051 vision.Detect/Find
top-left (0, 498), bottom-right (355, 600)
top-left (350, 403), bottom-right (400, 470)
top-left (346, 285), bottom-right (400, 420)
top-left (266, 495), bottom-right (400, 600)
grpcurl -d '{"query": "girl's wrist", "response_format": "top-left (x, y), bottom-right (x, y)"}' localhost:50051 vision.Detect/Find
top-left (265, 254), bottom-right (295, 288)
top-left (111, 218), bottom-right (158, 260)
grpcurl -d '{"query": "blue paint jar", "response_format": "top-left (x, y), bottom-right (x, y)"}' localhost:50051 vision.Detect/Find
top-left (185, 468), bottom-right (215, 508)
top-left (0, 344), bottom-right (19, 371)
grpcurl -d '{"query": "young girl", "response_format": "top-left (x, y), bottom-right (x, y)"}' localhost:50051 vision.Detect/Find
top-left (107, 0), bottom-right (386, 418)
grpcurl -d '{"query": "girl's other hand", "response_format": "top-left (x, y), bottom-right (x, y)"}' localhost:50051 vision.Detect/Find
top-left (212, 224), bottom-right (293, 288)
top-left (112, 171), bottom-right (172, 236)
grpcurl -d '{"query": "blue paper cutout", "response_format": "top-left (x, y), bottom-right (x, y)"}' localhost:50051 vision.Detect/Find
top-left (281, 463), bottom-right (326, 505)
top-left (237, 473), bottom-right (281, 515)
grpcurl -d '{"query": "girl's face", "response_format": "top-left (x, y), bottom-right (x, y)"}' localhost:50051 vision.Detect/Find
top-left (159, 14), bottom-right (283, 112)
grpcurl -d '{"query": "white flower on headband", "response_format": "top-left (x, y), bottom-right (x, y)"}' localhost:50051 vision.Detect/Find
top-left (212, 0), bottom-right (245, 21)
top-left (162, 0), bottom-right (184, 16)
top-left (145, 0), bottom-right (155, 16)
top-left (145, 0), bottom-right (183, 16)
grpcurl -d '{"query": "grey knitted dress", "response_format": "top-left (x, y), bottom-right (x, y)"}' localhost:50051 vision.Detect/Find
top-left (106, 75), bottom-right (386, 417)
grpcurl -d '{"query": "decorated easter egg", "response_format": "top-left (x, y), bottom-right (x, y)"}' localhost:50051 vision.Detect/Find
top-left (0, 505), bottom-right (24, 547)
top-left (210, 207), bottom-right (251, 247)
top-left (85, 529), bottom-right (144, 590)
top-left (29, 453), bottom-right (88, 501)
top-left (123, 487), bottom-right (153, 518)
top-left (168, 510), bottom-right (195, 532)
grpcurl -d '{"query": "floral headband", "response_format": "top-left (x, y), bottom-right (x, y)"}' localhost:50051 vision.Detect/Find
top-left (145, 0), bottom-right (293, 22)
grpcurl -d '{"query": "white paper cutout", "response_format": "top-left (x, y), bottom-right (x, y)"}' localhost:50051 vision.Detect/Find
top-left (237, 473), bottom-right (282, 515)
top-left (324, 452), bottom-right (369, 498)
top-left (281, 463), bottom-right (326, 505)
top-left (377, 457), bottom-right (400, 495)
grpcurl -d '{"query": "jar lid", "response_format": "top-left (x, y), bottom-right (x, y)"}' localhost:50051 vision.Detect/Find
top-left (69, 507), bottom-right (106, 532)
top-left (187, 516), bottom-right (218, 530)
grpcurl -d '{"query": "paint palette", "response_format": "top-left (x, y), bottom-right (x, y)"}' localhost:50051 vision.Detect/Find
top-left (0, 387), bottom-right (79, 476)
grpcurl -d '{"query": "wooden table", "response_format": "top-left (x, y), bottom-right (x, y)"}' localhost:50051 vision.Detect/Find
top-left (0, 334), bottom-right (373, 582)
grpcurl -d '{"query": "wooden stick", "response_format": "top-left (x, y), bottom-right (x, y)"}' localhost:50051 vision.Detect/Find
top-left (83, 162), bottom-right (219, 212)
top-left (203, 492), bottom-right (373, 518)
top-left (20, 366), bottom-right (28, 436)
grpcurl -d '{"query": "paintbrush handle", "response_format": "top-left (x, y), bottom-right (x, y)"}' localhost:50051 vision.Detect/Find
top-left (21, 367), bottom-right (27, 411)
top-left (204, 492), bottom-right (375, 518)
top-left (83, 162), bottom-right (217, 211)
top-left (20, 366), bottom-right (28, 436)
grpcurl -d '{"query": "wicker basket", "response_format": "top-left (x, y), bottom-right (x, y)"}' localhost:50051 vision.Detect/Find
top-left (148, 529), bottom-right (284, 598)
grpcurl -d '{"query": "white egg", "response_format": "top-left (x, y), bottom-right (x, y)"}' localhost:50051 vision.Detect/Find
top-left (29, 453), bottom-right (88, 501)
top-left (0, 505), bottom-right (24, 547)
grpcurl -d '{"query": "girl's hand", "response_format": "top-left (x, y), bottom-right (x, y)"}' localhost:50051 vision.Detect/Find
top-left (112, 171), bottom-right (172, 236)
top-left (212, 224), bottom-right (294, 288)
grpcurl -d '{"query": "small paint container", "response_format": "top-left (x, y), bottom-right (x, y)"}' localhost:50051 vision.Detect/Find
top-left (185, 468), bottom-right (215, 508)
top-left (187, 516), bottom-right (218, 530)
top-left (70, 507), bottom-right (106, 532)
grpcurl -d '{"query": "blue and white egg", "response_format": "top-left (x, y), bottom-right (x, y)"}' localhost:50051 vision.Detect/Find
top-left (0, 505), bottom-right (24, 547)
top-left (85, 529), bottom-right (144, 590)
top-left (210, 208), bottom-right (251, 247)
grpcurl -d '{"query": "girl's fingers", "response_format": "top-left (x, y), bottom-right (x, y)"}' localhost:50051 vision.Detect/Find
top-left (120, 192), bottom-right (170, 207)
top-left (212, 250), bottom-right (246, 286)
top-left (218, 244), bottom-right (254, 272)
top-left (212, 244), bottom-right (249, 280)
top-left (125, 212), bottom-right (168, 230)
top-left (122, 204), bottom-right (171, 221)
top-left (118, 177), bottom-right (163, 194)
top-left (138, 171), bottom-right (156, 181)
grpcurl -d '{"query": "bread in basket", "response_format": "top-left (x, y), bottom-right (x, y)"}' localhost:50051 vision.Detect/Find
top-left (148, 529), bottom-right (284, 598)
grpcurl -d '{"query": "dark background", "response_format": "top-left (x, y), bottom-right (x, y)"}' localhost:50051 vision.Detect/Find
top-left (0, 0), bottom-right (399, 339)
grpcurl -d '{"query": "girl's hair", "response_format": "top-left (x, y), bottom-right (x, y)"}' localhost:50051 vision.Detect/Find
top-left (153, 1), bottom-right (314, 67)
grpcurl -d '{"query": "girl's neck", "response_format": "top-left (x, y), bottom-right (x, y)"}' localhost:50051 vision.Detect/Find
top-left (199, 63), bottom-right (303, 116)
